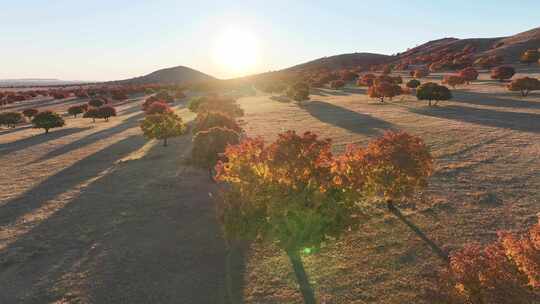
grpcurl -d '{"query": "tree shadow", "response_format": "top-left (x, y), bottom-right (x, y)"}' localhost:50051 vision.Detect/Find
top-left (310, 88), bottom-right (328, 96)
top-left (342, 87), bottom-right (366, 94)
top-left (0, 127), bottom-right (92, 156)
top-left (409, 105), bottom-right (540, 133)
top-left (4, 97), bottom-right (89, 111)
top-left (323, 89), bottom-right (350, 96)
top-left (452, 91), bottom-right (540, 110)
top-left (0, 125), bottom-right (33, 136)
top-left (28, 112), bottom-right (145, 164)
top-left (0, 134), bottom-right (244, 304)
top-left (269, 95), bottom-right (291, 103)
top-left (303, 101), bottom-right (394, 135)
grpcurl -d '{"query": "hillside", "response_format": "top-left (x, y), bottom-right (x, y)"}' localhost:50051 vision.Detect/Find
top-left (396, 26), bottom-right (540, 65)
top-left (285, 52), bottom-right (393, 72)
top-left (113, 65), bottom-right (215, 85)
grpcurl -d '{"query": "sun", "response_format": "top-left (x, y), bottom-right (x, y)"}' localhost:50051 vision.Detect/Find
top-left (212, 28), bottom-right (259, 76)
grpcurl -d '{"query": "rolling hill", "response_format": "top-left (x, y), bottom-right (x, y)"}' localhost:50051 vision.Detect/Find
top-left (285, 52), bottom-right (393, 72)
top-left (396, 26), bottom-right (540, 64)
top-left (112, 65), bottom-right (215, 85)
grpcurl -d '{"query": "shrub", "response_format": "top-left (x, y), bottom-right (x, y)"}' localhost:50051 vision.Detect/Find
top-left (286, 82), bottom-right (310, 102)
top-left (491, 66), bottom-right (516, 82)
top-left (458, 67), bottom-right (479, 84)
top-left (83, 108), bottom-right (100, 122)
top-left (520, 49), bottom-right (540, 66)
top-left (88, 98), bottom-right (105, 108)
top-left (442, 75), bottom-right (466, 88)
top-left (145, 101), bottom-right (172, 115)
top-left (193, 111), bottom-right (241, 134)
top-left (22, 108), bottom-right (39, 119)
top-left (406, 79), bottom-right (421, 89)
top-left (0, 112), bottom-right (23, 128)
top-left (507, 77), bottom-right (540, 97)
top-left (67, 105), bottom-right (84, 117)
top-left (416, 82), bottom-right (452, 106)
top-left (329, 80), bottom-right (345, 90)
top-left (368, 81), bottom-right (401, 102)
top-left (192, 127), bottom-right (240, 171)
top-left (98, 106), bottom-right (117, 121)
top-left (32, 111), bottom-right (65, 134)
top-left (140, 112), bottom-right (186, 146)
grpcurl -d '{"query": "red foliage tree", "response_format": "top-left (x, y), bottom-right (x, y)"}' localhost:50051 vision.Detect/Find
top-left (145, 101), bottom-right (172, 115)
top-left (491, 66), bottom-right (516, 82)
top-left (458, 67), bottom-right (479, 84)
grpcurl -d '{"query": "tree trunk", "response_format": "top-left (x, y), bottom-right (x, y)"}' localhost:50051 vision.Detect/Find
top-left (45, 128), bottom-right (49, 134)
top-left (386, 200), bottom-right (449, 263)
top-left (163, 137), bottom-right (168, 147)
top-left (286, 250), bottom-right (317, 304)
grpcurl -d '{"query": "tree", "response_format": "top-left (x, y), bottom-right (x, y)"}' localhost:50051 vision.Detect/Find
top-left (97, 106), bottom-right (117, 121)
top-left (382, 65), bottom-right (392, 75)
top-left (189, 95), bottom-right (245, 117)
top-left (413, 69), bottom-right (429, 79)
top-left (329, 79), bottom-right (345, 90)
top-left (88, 98), bottom-right (105, 108)
top-left (140, 112), bottom-right (186, 147)
top-left (520, 49), bottom-right (540, 66)
top-left (0, 112), bottom-right (23, 128)
top-left (31, 111), bottom-right (65, 134)
top-left (368, 81), bottom-right (401, 102)
top-left (428, 218), bottom-right (540, 303)
top-left (406, 79), bottom-right (421, 89)
top-left (416, 82), bottom-right (452, 106)
top-left (188, 96), bottom-right (205, 112)
top-left (491, 66), bottom-right (515, 82)
top-left (155, 91), bottom-right (174, 103)
top-left (442, 75), bottom-right (466, 89)
top-left (357, 74), bottom-right (376, 87)
top-left (507, 77), bottom-right (540, 97)
top-left (192, 127), bottom-right (240, 177)
top-left (286, 82), bottom-right (310, 102)
top-left (67, 105), bottom-right (84, 117)
top-left (83, 108), bottom-right (100, 122)
top-left (193, 111), bottom-right (241, 134)
top-left (215, 130), bottom-right (433, 304)
top-left (22, 108), bottom-right (39, 119)
top-left (458, 67), bottom-right (479, 84)
top-left (145, 101), bottom-right (172, 115)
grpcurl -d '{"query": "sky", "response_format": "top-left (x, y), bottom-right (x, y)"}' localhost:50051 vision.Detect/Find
top-left (1, 0), bottom-right (539, 81)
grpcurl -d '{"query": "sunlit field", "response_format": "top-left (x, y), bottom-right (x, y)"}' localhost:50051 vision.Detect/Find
top-left (1, 2), bottom-right (540, 303)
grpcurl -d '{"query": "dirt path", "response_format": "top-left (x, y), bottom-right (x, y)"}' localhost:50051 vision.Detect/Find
top-left (0, 97), bottom-right (240, 303)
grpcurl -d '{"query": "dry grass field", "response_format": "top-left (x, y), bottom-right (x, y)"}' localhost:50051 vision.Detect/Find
top-left (1, 68), bottom-right (540, 303)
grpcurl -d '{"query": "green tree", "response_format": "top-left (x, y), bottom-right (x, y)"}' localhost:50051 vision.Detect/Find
top-left (31, 111), bottom-right (65, 134)
top-left (140, 112), bottom-right (186, 146)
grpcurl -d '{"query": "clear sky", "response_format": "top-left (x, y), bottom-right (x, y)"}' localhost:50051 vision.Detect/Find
top-left (1, 0), bottom-right (539, 81)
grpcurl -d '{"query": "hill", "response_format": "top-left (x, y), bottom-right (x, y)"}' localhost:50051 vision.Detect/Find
top-left (112, 65), bottom-right (215, 85)
top-left (285, 52), bottom-right (393, 72)
top-left (396, 26), bottom-right (540, 65)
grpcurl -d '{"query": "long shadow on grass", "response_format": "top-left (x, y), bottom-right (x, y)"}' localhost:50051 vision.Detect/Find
top-left (0, 127), bottom-right (92, 156)
top-left (409, 105), bottom-right (540, 133)
top-left (304, 100), bottom-right (394, 135)
top-left (29, 112), bottom-right (145, 164)
top-left (452, 91), bottom-right (540, 110)
top-left (0, 134), bottom-right (242, 304)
